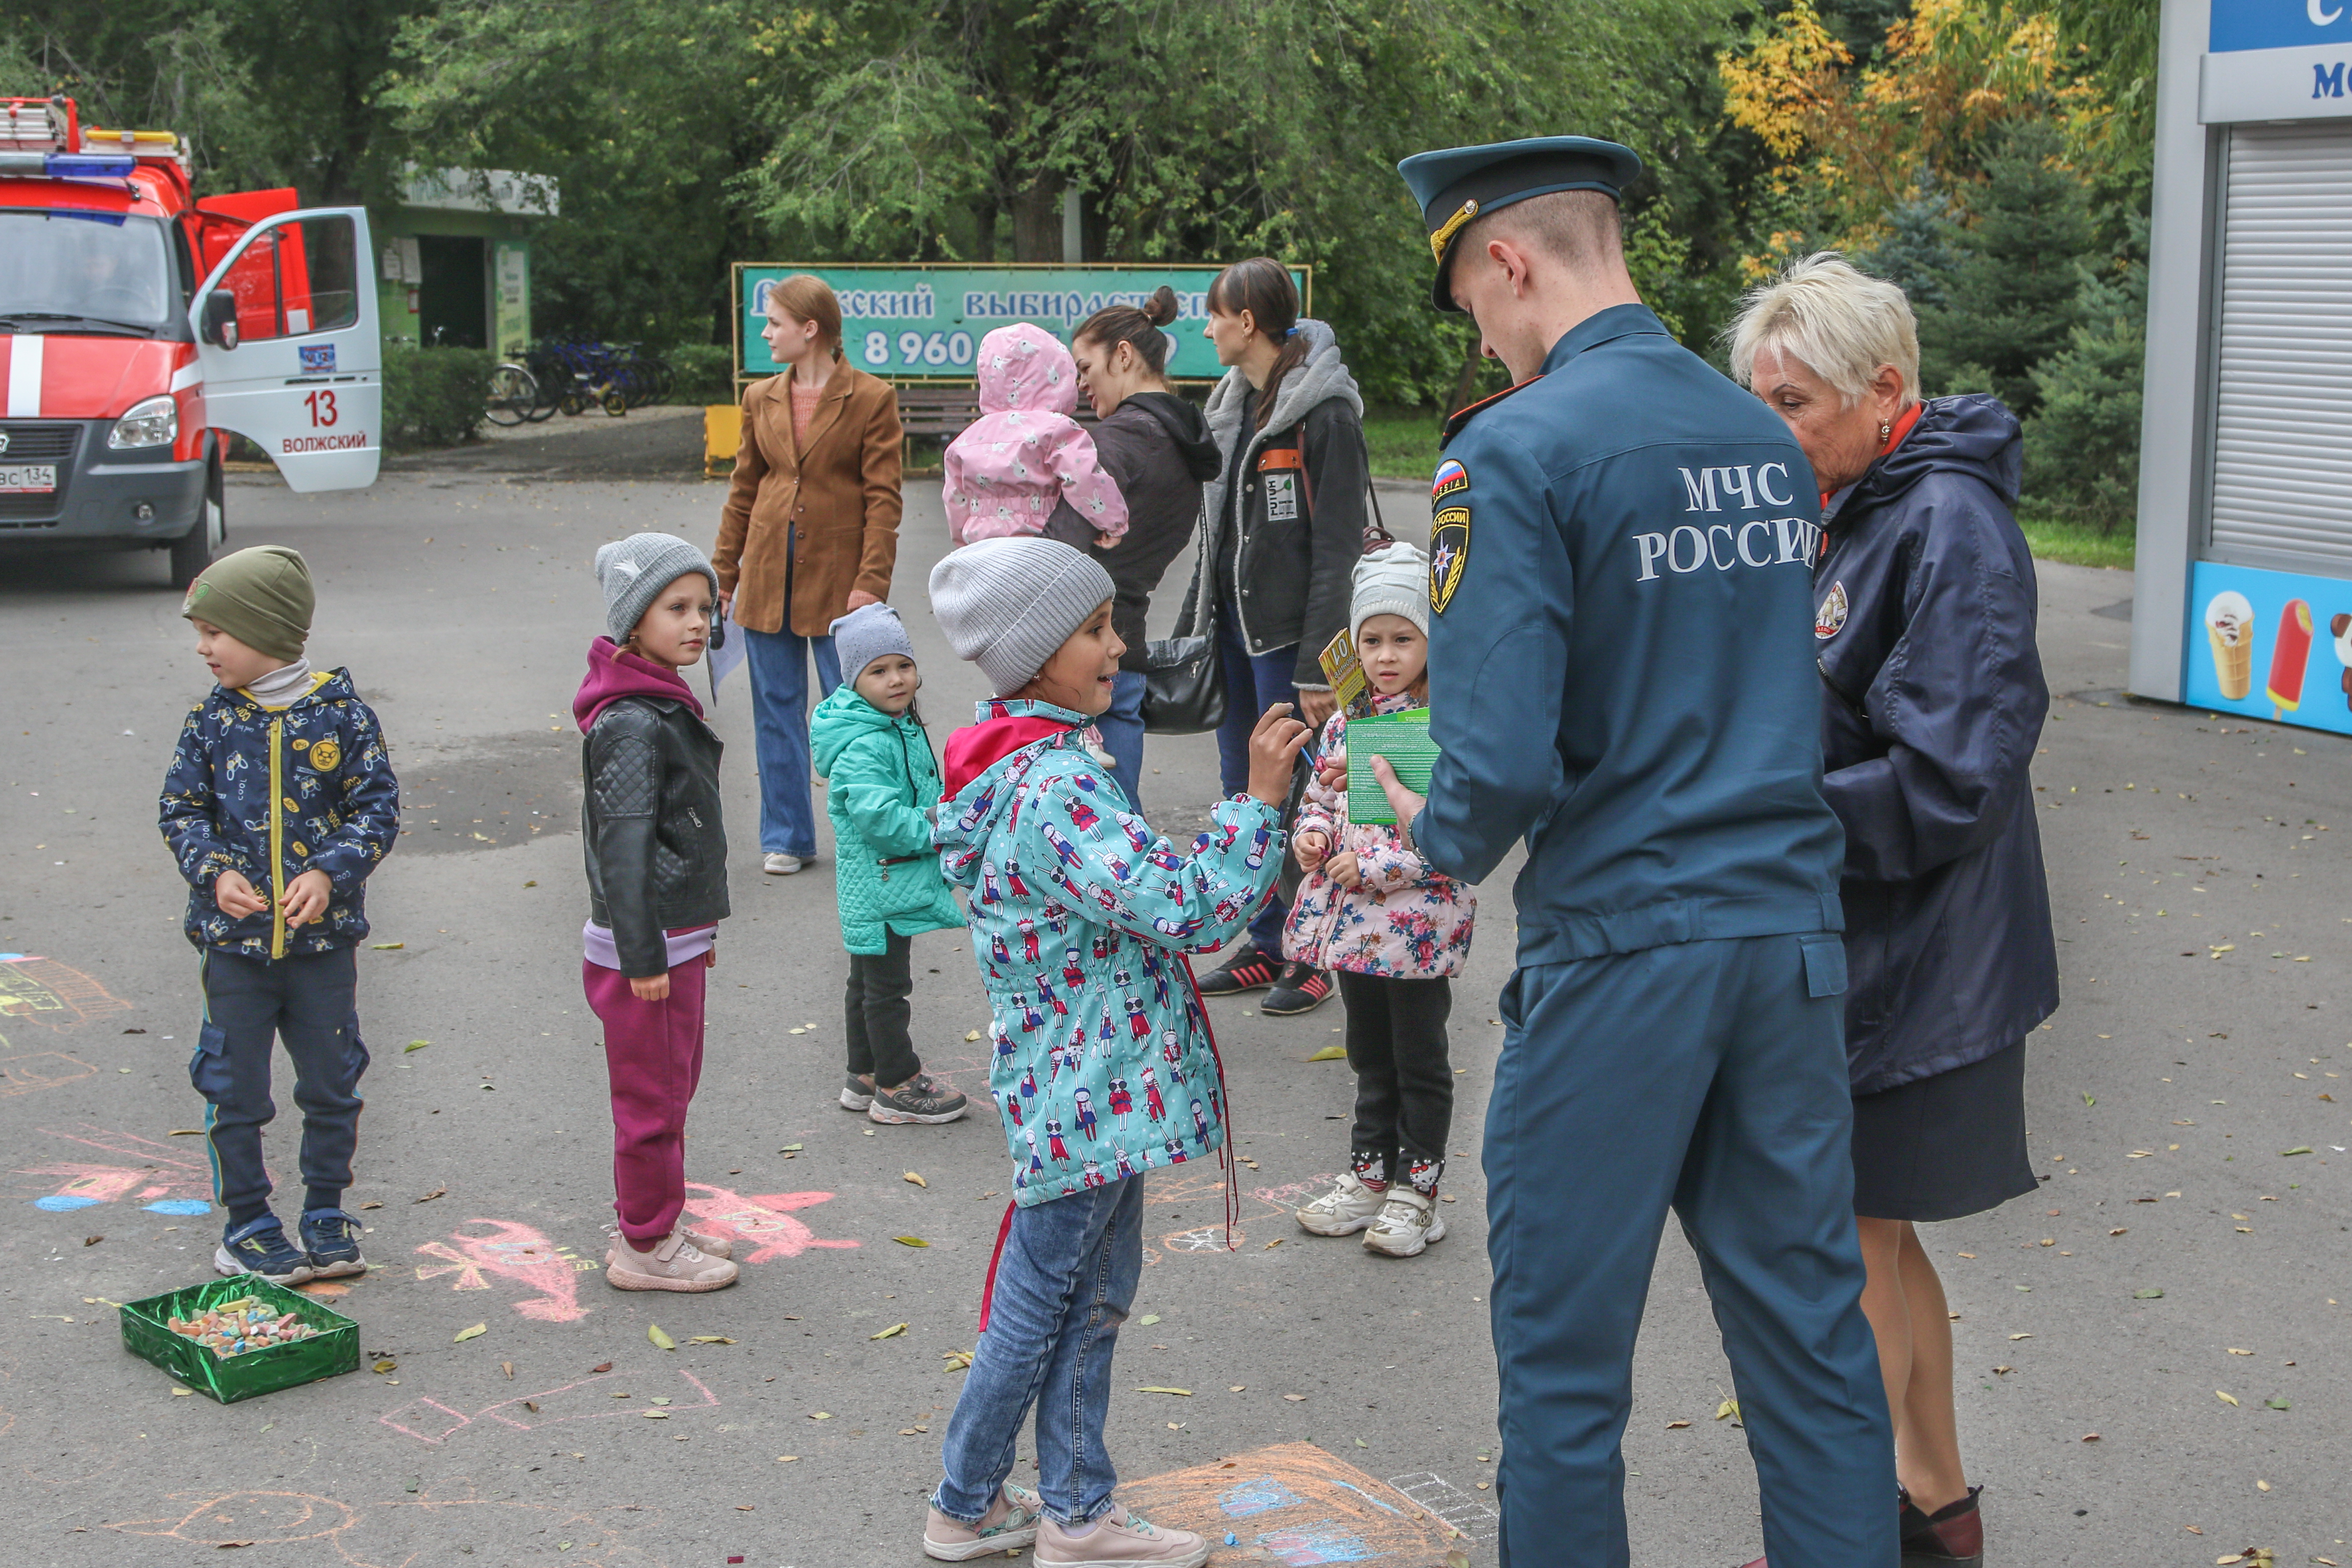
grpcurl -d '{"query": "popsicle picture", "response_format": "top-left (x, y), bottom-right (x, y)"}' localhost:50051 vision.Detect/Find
top-left (2266, 599), bottom-right (2313, 718)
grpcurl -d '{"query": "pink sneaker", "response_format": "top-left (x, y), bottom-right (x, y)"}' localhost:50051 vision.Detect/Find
top-left (923, 1482), bottom-right (1043, 1561)
top-left (1037, 1503), bottom-right (1209, 1567)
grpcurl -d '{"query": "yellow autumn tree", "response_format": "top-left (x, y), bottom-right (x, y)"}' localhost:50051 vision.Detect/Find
top-left (1720, 0), bottom-right (2113, 276)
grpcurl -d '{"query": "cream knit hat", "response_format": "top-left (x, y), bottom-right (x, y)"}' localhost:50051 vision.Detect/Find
top-left (1351, 540), bottom-right (1430, 641)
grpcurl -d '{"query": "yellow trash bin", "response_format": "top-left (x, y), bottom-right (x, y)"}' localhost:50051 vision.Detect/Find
top-left (703, 404), bottom-right (743, 478)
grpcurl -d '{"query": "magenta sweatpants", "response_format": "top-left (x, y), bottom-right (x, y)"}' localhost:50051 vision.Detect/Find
top-left (583, 956), bottom-right (708, 1248)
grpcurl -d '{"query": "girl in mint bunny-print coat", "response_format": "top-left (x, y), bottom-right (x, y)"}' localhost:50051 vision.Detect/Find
top-left (934, 696), bottom-right (1282, 1203)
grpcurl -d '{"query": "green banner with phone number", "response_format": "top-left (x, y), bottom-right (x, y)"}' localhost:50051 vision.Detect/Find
top-left (734, 263), bottom-right (1310, 382)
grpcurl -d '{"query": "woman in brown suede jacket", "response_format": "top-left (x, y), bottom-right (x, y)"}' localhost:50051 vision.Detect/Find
top-left (714, 274), bottom-right (904, 873)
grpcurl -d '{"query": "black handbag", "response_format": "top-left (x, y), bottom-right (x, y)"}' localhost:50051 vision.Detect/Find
top-left (1142, 602), bottom-right (1228, 735)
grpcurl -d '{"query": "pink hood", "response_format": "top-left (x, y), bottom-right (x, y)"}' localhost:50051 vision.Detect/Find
top-left (573, 636), bottom-right (704, 731)
top-left (976, 323), bottom-right (1078, 417)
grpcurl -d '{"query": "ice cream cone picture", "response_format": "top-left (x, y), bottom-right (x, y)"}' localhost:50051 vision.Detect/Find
top-left (2205, 591), bottom-right (2253, 700)
top-left (2266, 599), bottom-right (2313, 718)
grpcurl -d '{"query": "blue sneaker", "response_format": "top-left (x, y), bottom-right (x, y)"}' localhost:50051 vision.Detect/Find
top-left (214, 1215), bottom-right (315, 1286)
top-left (300, 1207), bottom-right (368, 1279)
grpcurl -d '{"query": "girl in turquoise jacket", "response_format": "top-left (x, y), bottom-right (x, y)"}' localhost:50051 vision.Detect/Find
top-left (809, 604), bottom-right (969, 1126)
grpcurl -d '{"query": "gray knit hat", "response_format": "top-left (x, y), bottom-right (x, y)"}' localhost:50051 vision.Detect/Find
top-left (594, 533), bottom-right (718, 641)
top-left (1351, 540), bottom-right (1430, 641)
top-left (830, 601), bottom-right (916, 686)
top-left (927, 536), bottom-right (1116, 695)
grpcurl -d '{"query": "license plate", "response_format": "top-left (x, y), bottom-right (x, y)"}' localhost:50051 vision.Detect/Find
top-left (0, 464), bottom-right (56, 494)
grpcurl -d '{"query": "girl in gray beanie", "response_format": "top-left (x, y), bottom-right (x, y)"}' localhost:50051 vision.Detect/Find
top-left (917, 536), bottom-right (1313, 1564)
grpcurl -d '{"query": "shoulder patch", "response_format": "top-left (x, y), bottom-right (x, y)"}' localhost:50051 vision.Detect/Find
top-left (1430, 507), bottom-right (1471, 615)
top-left (1441, 373), bottom-right (1545, 448)
top-left (1431, 458), bottom-right (1469, 504)
top-left (1814, 581), bottom-right (1849, 640)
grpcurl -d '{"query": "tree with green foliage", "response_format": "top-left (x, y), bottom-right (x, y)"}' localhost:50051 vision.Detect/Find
top-left (2023, 235), bottom-right (2146, 532)
top-left (1916, 119), bottom-right (2092, 415)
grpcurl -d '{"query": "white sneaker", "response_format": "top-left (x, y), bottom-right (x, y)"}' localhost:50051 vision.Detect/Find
top-left (763, 853), bottom-right (805, 875)
top-left (1036, 1503), bottom-right (1208, 1567)
top-left (605, 1230), bottom-right (739, 1291)
top-left (1362, 1186), bottom-right (1445, 1257)
top-left (1295, 1171), bottom-right (1385, 1236)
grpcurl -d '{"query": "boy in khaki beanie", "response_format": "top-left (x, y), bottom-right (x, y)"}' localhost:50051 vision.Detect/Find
top-left (159, 545), bottom-right (401, 1287)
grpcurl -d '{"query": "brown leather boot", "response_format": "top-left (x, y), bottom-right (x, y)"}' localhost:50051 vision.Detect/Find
top-left (1901, 1487), bottom-right (1983, 1567)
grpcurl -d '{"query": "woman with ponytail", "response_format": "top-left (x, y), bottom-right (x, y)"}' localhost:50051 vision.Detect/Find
top-left (1070, 286), bottom-right (1222, 810)
top-left (1181, 257), bottom-right (1372, 1016)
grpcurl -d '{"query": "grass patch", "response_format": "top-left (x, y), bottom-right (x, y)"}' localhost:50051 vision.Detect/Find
top-left (2017, 513), bottom-right (2134, 570)
top-left (1365, 413), bottom-right (1444, 482)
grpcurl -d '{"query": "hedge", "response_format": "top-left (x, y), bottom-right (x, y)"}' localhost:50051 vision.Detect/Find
top-left (383, 343), bottom-right (492, 449)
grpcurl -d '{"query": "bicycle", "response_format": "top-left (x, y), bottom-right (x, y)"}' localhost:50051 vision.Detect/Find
top-left (484, 362), bottom-right (538, 427)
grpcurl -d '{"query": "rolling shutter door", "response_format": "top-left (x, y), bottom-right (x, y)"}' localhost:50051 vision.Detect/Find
top-left (2210, 122), bottom-right (2352, 572)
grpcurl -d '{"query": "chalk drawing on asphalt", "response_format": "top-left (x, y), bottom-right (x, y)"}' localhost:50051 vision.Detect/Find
top-left (1383, 1471), bottom-right (1500, 1544)
top-left (0, 957), bottom-right (132, 1031)
top-left (413, 1219), bottom-right (593, 1322)
top-left (678, 1183), bottom-right (860, 1265)
top-left (15, 1123), bottom-right (215, 1214)
top-left (1120, 1442), bottom-right (1470, 1565)
top-left (0, 1050), bottom-right (96, 1097)
top-left (379, 1365), bottom-right (718, 1446)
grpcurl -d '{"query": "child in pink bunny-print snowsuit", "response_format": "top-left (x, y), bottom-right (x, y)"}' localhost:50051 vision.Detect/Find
top-left (943, 323), bottom-right (1130, 549)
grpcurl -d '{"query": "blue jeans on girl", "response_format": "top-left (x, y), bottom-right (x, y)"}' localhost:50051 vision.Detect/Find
top-left (932, 1174), bottom-right (1145, 1526)
top-left (1213, 602), bottom-right (1297, 954)
top-left (742, 623), bottom-right (840, 859)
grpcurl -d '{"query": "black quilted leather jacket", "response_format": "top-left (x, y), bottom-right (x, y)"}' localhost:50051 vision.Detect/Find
top-left (582, 696), bottom-right (730, 977)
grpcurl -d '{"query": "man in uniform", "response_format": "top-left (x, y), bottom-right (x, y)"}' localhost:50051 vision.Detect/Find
top-left (1369, 137), bottom-right (1898, 1567)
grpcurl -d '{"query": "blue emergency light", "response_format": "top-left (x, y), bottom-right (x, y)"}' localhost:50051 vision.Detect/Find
top-left (45, 152), bottom-right (136, 178)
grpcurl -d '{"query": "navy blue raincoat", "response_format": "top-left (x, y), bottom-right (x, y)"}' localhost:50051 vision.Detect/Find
top-left (1814, 394), bottom-right (2059, 1095)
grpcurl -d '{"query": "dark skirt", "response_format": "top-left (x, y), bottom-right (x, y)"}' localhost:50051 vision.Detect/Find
top-left (1850, 1038), bottom-right (2037, 1223)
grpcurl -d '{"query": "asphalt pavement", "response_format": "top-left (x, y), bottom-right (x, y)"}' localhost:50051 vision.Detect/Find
top-left (0, 417), bottom-right (2344, 1567)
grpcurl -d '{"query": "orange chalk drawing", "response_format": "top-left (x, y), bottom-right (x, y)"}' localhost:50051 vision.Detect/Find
top-left (0, 1051), bottom-right (97, 1097)
top-left (413, 1219), bottom-right (592, 1322)
top-left (379, 1364), bottom-right (718, 1445)
top-left (110, 1482), bottom-right (664, 1567)
top-left (678, 1182), bottom-right (860, 1265)
top-left (1121, 1442), bottom-right (1469, 1564)
top-left (0, 957), bottom-right (132, 1031)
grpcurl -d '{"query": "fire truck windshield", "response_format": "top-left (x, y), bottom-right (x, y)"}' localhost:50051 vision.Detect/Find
top-left (0, 211), bottom-right (173, 332)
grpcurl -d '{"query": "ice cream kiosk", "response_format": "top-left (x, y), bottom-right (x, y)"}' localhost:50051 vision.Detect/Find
top-left (2133, 0), bottom-right (2352, 732)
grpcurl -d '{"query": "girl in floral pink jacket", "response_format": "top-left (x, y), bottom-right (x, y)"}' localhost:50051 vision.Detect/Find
top-left (944, 323), bottom-right (1129, 549)
top-left (1286, 542), bottom-right (1473, 1259)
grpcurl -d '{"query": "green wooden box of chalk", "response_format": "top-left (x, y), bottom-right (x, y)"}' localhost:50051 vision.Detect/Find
top-left (120, 1275), bottom-right (360, 1403)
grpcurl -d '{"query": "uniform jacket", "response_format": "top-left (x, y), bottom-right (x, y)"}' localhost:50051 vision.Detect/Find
top-left (714, 362), bottom-right (903, 635)
top-left (1414, 304), bottom-right (1846, 967)
top-left (810, 687), bottom-right (963, 956)
top-left (574, 639), bottom-right (731, 978)
top-left (1179, 320), bottom-right (1371, 688)
top-left (943, 323), bottom-right (1128, 545)
top-left (1088, 392), bottom-right (1220, 673)
top-left (1815, 394), bottom-right (2059, 1093)
top-left (1282, 695), bottom-right (1476, 976)
top-left (159, 668), bottom-right (400, 958)
top-left (935, 699), bottom-right (1282, 1207)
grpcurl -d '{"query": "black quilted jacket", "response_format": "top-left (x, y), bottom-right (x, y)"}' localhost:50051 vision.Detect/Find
top-left (582, 696), bottom-right (730, 977)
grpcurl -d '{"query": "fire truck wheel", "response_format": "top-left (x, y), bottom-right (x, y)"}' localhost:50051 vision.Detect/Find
top-left (169, 462), bottom-right (225, 590)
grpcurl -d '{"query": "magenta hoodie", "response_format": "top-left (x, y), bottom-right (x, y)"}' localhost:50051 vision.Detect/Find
top-left (573, 636), bottom-right (704, 732)
top-left (943, 323), bottom-right (1129, 545)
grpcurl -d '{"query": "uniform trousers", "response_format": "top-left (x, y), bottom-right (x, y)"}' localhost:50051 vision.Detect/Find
top-left (1487, 932), bottom-right (1895, 1568)
top-left (192, 945), bottom-right (368, 1229)
top-left (584, 955), bottom-right (708, 1249)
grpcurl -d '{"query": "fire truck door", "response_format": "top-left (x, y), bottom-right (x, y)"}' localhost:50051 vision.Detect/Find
top-left (193, 207), bottom-right (381, 492)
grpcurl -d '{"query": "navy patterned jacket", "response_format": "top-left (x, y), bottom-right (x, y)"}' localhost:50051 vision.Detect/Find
top-left (158, 668), bottom-right (401, 957)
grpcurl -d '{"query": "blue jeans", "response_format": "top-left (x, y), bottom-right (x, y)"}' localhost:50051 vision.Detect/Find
top-left (934, 1175), bottom-right (1145, 1526)
top-left (1213, 604), bottom-right (1297, 953)
top-left (1096, 669), bottom-right (1147, 811)
top-left (741, 623), bottom-right (840, 857)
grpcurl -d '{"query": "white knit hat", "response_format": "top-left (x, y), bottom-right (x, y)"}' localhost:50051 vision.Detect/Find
top-left (1351, 540), bottom-right (1430, 641)
top-left (927, 536), bottom-right (1116, 695)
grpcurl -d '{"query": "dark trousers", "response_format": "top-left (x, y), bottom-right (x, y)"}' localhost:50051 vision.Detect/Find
top-left (844, 929), bottom-right (920, 1088)
top-left (1336, 970), bottom-right (1452, 1192)
top-left (1212, 602), bottom-right (1298, 953)
top-left (190, 945), bottom-right (368, 1230)
top-left (1486, 933), bottom-right (1895, 1568)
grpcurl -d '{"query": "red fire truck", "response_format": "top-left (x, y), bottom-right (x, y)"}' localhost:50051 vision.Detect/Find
top-left (0, 96), bottom-right (380, 587)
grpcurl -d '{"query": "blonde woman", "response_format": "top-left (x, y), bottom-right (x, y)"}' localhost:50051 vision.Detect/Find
top-left (714, 274), bottom-right (905, 874)
top-left (1731, 251), bottom-right (2057, 1568)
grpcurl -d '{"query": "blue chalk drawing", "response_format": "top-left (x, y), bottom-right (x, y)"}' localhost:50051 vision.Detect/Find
top-left (144, 1199), bottom-right (212, 1216)
top-left (33, 1195), bottom-right (103, 1212)
top-left (1255, 1521), bottom-right (1376, 1565)
top-left (1220, 1475), bottom-right (1305, 1517)
top-left (0, 953), bottom-right (26, 961)
top-left (1330, 1479), bottom-right (1403, 1518)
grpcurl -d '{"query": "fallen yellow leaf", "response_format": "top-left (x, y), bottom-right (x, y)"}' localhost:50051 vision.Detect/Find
top-left (894, 1235), bottom-right (929, 1247)
top-left (1135, 1386), bottom-right (1194, 1396)
top-left (689, 1335), bottom-right (735, 1344)
top-left (2216, 1390), bottom-right (2240, 1406)
top-left (453, 1323), bottom-right (487, 1343)
top-left (871, 1322), bottom-right (908, 1340)
top-left (648, 1324), bottom-right (676, 1351)
top-left (904, 1171), bottom-right (927, 1188)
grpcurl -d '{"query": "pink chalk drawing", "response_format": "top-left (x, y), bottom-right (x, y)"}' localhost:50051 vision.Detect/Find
top-left (379, 1366), bottom-right (718, 1446)
top-left (678, 1182), bottom-right (860, 1266)
top-left (15, 1125), bottom-right (216, 1213)
top-left (413, 1219), bottom-right (595, 1322)
top-left (0, 1051), bottom-right (96, 1097)
top-left (0, 957), bottom-right (132, 1032)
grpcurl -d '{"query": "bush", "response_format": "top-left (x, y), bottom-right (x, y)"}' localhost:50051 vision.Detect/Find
top-left (2023, 256), bottom-right (2146, 534)
top-left (665, 342), bottom-right (735, 404)
top-left (383, 343), bottom-right (493, 449)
